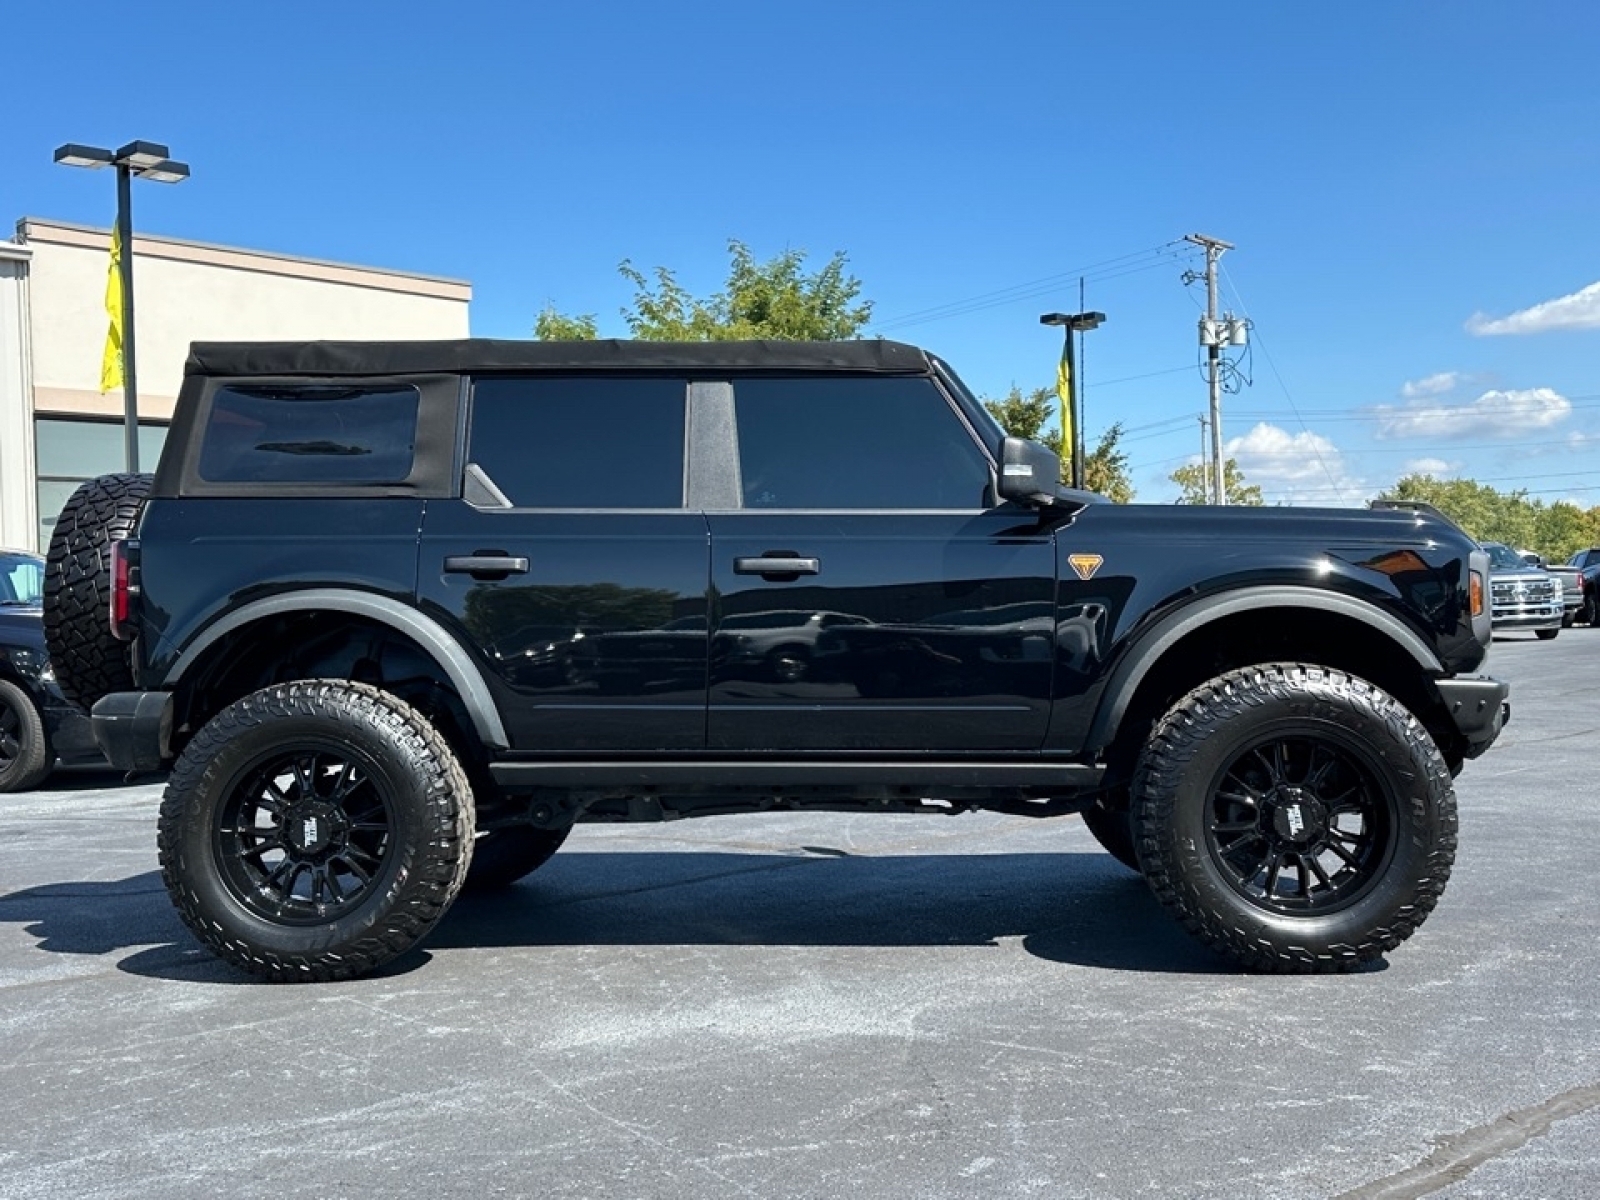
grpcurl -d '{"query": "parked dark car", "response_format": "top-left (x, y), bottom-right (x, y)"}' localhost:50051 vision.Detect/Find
top-left (0, 549), bottom-right (100, 791)
top-left (1566, 547), bottom-right (1600, 626)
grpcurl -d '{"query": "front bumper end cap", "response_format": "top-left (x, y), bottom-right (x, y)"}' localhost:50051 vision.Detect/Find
top-left (1435, 675), bottom-right (1510, 758)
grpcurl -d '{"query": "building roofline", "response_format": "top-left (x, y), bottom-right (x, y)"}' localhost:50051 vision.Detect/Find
top-left (15, 217), bottom-right (470, 302)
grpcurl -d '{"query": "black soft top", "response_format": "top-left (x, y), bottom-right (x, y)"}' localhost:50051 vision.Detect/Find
top-left (185, 338), bottom-right (934, 378)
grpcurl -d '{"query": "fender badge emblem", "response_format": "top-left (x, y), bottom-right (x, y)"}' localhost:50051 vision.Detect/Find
top-left (1068, 553), bottom-right (1104, 581)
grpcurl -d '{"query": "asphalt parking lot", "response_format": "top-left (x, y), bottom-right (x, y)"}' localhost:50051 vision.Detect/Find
top-left (2, 634), bottom-right (1597, 1199)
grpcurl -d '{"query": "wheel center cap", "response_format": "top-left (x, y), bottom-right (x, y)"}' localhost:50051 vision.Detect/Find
top-left (1269, 788), bottom-right (1325, 844)
top-left (286, 803), bottom-right (342, 855)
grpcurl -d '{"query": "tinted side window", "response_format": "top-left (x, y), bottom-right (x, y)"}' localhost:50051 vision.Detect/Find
top-left (468, 377), bottom-right (686, 509)
top-left (198, 386), bottom-right (419, 484)
top-left (733, 376), bottom-right (990, 509)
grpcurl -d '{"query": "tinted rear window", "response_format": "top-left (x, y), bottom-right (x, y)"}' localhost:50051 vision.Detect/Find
top-left (198, 386), bottom-right (420, 484)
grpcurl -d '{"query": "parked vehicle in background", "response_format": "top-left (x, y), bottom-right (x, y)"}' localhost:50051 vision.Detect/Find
top-left (0, 550), bottom-right (100, 791)
top-left (1522, 555), bottom-right (1586, 627)
top-left (1567, 547), bottom-right (1600, 626)
top-left (1482, 542), bottom-right (1562, 639)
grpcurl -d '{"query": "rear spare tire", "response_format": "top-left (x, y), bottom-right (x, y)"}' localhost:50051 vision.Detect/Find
top-left (43, 473), bottom-right (153, 707)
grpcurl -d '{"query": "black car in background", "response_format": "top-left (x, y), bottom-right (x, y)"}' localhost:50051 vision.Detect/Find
top-left (0, 550), bottom-right (100, 791)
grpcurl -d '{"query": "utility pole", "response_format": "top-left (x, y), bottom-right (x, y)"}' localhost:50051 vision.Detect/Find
top-left (1185, 233), bottom-right (1235, 504)
top-left (1198, 416), bottom-right (1210, 504)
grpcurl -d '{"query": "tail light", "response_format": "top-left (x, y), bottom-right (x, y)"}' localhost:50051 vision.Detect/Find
top-left (108, 538), bottom-right (139, 641)
top-left (1468, 569), bottom-right (1484, 618)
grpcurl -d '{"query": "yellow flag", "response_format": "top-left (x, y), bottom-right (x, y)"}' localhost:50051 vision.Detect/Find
top-left (1055, 338), bottom-right (1072, 461)
top-left (100, 226), bottom-right (124, 393)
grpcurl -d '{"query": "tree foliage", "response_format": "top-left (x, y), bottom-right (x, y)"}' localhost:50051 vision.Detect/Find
top-left (534, 240), bottom-right (872, 342)
top-left (981, 385), bottom-right (1135, 502)
top-left (1170, 458), bottom-right (1264, 506)
top-left (1381, 474), bottom-right (1600, 560)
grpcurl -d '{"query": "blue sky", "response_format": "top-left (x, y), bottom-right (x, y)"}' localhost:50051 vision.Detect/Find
top-left (8, 1), bottom-right (1600, 506)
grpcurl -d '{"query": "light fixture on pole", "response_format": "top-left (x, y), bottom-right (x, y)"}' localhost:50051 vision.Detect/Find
top-left (54, 140), bottom-right (190, 474)
top-left (1039, 310), bottom-right (1106, 490)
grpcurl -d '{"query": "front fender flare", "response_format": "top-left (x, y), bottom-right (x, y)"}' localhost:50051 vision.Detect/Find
top-left (1083, 585), bottom-right (1444, 753)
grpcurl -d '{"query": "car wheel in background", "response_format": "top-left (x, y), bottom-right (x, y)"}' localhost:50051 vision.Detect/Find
top-left (0, 679), bottom-right (52, 793)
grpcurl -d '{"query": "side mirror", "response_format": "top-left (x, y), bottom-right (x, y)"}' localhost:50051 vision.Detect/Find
top-left (997, 436), bottom-right (1062, 507)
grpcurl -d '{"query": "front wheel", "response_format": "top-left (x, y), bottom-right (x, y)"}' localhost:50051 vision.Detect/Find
top-left (1133, 664), bottom-right (1457, 973)
top-left (1536, 628), bottom-right (1560, 641)
top-left (157, 681), bottom-right (475, 982)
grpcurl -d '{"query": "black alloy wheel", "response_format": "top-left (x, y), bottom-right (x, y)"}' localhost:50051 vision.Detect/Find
top-left (215, 748), bottom-right (397, 924)
top-left (159, 681), bottom-right (475, 982)
top-left (1204, 735), bottom-right (1393, 915)
top-left (0, 679), bottom-right (51, 793)
top-left (1134, 663), bottom-right (1457, 973)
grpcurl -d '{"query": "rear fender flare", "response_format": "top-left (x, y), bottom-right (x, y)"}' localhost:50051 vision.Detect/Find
top-left (165, 588), bottom-right (509, 749)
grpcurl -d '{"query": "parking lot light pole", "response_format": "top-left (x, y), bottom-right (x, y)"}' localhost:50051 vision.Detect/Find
top-left (53, 141), bottom-right (190, 473)
top-left (1039, 310), bottom-right (1106, 490)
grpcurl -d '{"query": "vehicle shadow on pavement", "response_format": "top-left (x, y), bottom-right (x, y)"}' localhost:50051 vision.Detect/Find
top-left (435, 849), bottom-right (1235, 975)
top-left (0, 852), bottom-right (1264, 981)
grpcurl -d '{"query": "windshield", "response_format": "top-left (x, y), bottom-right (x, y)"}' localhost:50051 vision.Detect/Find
top-left (0, 552), bottom-right (44, 606)
top-left (1482, 542), bottom-right (1529, 570)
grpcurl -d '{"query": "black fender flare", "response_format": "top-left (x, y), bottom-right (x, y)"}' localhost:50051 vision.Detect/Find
top-left (164, 588), bottom-right (509, 749)
top-left (1083, 585), bottom-right (1444, 753)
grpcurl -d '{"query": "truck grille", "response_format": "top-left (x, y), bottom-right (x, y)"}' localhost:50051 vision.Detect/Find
top-left (1490, 576), bottom-right (1559, 618)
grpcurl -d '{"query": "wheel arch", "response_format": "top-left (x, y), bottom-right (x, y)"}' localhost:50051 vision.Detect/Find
top-left (164, 589), bottom-right (508, 752)
top-left (1087, 587), bottom-right (1459, 775)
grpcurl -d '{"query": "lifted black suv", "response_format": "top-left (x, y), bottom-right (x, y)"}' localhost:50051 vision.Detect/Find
top-left (45, 338), bottom-right (1508, 982)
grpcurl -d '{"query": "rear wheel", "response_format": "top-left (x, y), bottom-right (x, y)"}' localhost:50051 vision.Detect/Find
top-left (464, 825), bottom-right (571, 890)
top-left (158, 681), bottom-right (475, 982)
top-left (1133, 663), bottom-right (1456, 973)
top-left (1080, 797), bottom-right (1139, 872)
top-left (43, 473), bottom-right (153, 707)
top-left (0, 680), bottom-right (52, 793)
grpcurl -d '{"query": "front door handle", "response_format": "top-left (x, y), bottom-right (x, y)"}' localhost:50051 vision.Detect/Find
top-left (444, 553), bottom-right (530, 581)
top-left (734, 555), bottom-right (820, 579)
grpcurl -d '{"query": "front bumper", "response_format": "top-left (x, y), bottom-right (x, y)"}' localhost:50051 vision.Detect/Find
top-left (91, 691), bottom-right (173, 772)
top-left (1435, 675), bottom-right (1510, 759)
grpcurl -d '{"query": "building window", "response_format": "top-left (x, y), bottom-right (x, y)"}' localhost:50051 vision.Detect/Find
top-left (34, 417), bottom-right (168, 551)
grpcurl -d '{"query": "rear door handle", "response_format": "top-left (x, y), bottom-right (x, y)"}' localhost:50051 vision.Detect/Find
top-left (444, 554), bottom-right (529, 580)
top-left (734, 555), bottom-right (820, 579)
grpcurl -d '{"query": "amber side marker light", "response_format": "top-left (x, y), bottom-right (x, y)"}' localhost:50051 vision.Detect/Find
top-left (1469, 571), bottom-right (1485, 618)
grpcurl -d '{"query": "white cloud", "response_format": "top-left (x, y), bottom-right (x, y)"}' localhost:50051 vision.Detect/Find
top-left (1467, 281), bottom-right (1600, 336)
top-left (1400, 372), bottom-right (1464, 399)
top-left (1225, 422), bottom-right (1368, 504)
top-left (1371, 387), bottom-right (1572, 440)
top-left (1401, 457), bottom-right (1457, 476)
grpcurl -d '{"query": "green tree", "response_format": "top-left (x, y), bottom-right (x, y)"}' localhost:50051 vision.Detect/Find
top-left (981, 386), bottom-right (1134, 501)
top-left (533, 309), bottom-right (599, 341)
top-left (1381, 474), bottom-right (1600, 558)
top-left (534, 240), bottom-right (872, 342)
top-left (1170, 458), bottom-right (1263, 505)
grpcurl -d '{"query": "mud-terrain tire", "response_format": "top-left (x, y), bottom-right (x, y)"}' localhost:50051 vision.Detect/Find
top-left (1132, 663), bottom-right (1456, 974)
top-left (464, 826), bottom-right (571, 890)
top-left (157, 680), bottom-right (475, 982)
top-left (43, 473), bottom-right (153, 707)
top-left (0, 680), bottom-right (52, 793)
top-left (1080, 797), bottom-right (1139, 872)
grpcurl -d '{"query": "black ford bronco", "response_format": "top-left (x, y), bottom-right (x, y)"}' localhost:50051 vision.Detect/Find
top-left (44, 338), bottom-right (1508, 982)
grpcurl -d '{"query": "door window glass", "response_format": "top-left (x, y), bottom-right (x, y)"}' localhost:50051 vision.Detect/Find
top-left (733, 377), bottom-right (990, 509)
top-left (468, 376), bottom-right (686, 509)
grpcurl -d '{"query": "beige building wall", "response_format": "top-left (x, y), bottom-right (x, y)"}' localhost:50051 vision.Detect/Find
top-left (2, 219), bottom-right (472, 549)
